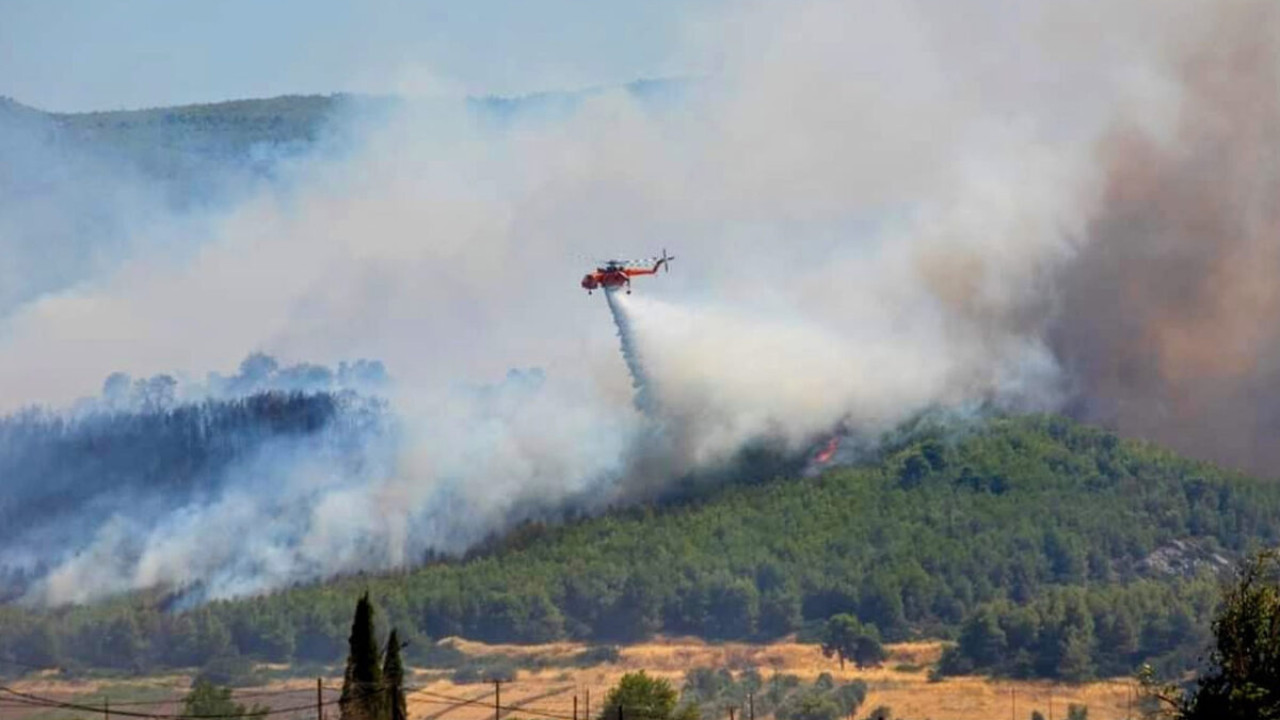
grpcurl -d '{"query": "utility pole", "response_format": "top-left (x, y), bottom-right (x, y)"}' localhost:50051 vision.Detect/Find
top-left (494, 680), bottom-right (504, 720)
top-left (318, 677), bottom-right (324, 720)
top-left (574, 696), bottom-right (579, 720)
top-left (586, 688), bottom-right (591, 720)
top-left (748, 693), bottom-right (754, 720)
top-left (1010, 687), bottom-right (1015, 720)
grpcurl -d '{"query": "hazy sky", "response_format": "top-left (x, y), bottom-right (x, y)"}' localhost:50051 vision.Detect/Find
top-left (0, 0), bottom-right (719, 112)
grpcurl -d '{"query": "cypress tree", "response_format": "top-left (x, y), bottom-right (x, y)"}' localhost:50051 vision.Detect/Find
top-left (383, 629), bottom-right (407, 720)
top-left (340, 593), bottom-right (384, 720)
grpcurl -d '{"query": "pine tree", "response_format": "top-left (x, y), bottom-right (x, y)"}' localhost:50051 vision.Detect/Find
top-left (341, 593), bottom-right (384, 720)
top-left (383, 629), bottom-right (407, 720)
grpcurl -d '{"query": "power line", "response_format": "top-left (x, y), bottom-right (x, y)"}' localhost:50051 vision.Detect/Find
top-left (413, 687), bottom-right (574, 720)
top-left (335, 681), bottom-right (582, 720)
top-left (0, 685), bottom-right (362, 720)
top-left (410, 687), bottom-right (666, 720)
top-left (327, 679), bottom-right (664, 720)
top-left (336, 681), bottom-right (586, 720)
top-left (0, 691), bottom-right (318, 720)
top-left (79, 686), bottom-right (338, 708)
top-left (0, 678), bottom-right (637, 720)
top-left (0, 658), bottom-right (55, 671)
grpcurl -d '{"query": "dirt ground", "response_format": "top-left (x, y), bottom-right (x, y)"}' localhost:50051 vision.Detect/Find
top-left (0, 638), bottom-right (1143, 720)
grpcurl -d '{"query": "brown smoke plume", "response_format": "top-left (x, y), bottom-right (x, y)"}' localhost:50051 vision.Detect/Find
top-left (1052, 1), bottom-right (1280, 472)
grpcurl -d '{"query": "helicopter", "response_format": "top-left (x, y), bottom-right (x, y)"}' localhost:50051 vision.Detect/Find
top-left (580, 249), bottom-right (674, 295)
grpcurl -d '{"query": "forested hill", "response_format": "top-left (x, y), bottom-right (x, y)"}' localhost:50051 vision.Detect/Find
top-left (3, 415), bottom-right (1278, 681)
top-left (0, 94), bottom-right (368, 209)
top-left (0, 78), bottom-right (686, 192)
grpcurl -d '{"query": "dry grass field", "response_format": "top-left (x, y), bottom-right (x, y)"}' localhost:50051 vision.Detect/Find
top-left (0, 638), bottom-right (1144, 720)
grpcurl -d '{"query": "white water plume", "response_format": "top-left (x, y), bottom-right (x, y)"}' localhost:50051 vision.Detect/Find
top-left (604, 288), bottom-right (656, 415)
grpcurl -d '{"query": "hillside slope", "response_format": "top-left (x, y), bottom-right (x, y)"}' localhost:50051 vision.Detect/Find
top-left (3, 414), bottom-right (1276, 681)
top-left (0, 94), bottom-right (356, 207)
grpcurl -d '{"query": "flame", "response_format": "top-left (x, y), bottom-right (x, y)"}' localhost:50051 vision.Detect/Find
top-left (814, 436), bottom-right (839, 464)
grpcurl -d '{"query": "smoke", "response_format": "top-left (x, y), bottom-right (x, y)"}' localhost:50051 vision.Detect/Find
top-left (0, 99), bottom-right (167, 316)
top-left (2, 0), bottom-right (1278, 604)
top-left (1049, 0), bottom-right (1280, 470)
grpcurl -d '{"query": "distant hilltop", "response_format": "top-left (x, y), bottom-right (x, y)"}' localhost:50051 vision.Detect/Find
top-left (1, 75), bottom-right (690, 131)
top-left (0, 93), bottom-right (373, 182)
top-left (0, 78), bottom-right (691, 199)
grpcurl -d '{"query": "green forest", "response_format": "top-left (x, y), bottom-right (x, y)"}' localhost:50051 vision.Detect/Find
top-left (3, 414), bottom-right (1277, 683)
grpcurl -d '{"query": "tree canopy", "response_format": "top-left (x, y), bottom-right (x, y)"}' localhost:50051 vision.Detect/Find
top-left (182, 679), bottom-right (269, 720)
top-left (820, 615), bottom-right (884, 670)
top-left (601, 672), bottom-right (698, 720)
top-left (1152, 551), bottom-right (1280, 719)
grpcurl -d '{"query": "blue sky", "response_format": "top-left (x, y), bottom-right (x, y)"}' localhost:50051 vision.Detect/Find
top-left (0, 0), bottom-right (721, 112)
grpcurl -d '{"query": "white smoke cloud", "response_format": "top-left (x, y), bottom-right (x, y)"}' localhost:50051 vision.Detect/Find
top-left (2, 0), bottom-right (1248, 604)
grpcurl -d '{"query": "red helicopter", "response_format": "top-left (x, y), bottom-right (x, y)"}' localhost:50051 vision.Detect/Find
top-left (581, 249), bottom-right (674, 294)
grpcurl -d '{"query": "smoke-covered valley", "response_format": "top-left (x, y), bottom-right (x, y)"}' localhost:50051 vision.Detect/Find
top-left (1, 0), bottom-right (1277, 606)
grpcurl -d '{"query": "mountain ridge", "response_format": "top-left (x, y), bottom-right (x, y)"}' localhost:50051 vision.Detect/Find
top-left (2, 413), bottom-right (1274, 682)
